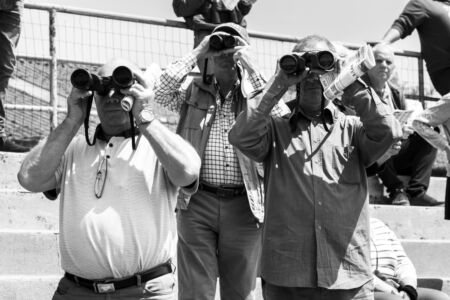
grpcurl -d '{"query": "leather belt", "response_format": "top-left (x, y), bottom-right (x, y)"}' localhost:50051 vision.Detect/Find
top-left (199, 182), bottom-right (246, 197)
top-left (64, 260), bottom-right (173, 294)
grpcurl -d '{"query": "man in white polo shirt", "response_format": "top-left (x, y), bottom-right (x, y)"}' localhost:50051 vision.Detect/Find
top-left (17, 58), bottom-right (201, 299)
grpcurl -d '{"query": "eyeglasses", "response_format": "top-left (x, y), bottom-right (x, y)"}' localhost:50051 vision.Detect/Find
top-left (94, 156), bottom-right (108, 198)
top-left (375, 59), bottom-right (393, 66)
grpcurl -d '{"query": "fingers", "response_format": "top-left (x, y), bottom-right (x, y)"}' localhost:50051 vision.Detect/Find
top-left (234, 36), bottom-right (249, 47)
top-left (133, 71), bottom-right (149, 88)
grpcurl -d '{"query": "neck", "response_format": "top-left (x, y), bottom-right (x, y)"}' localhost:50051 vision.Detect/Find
top-left (216, 71), bottom-right (238, 94)
top-left (370, 77), bottom-right (387, 94)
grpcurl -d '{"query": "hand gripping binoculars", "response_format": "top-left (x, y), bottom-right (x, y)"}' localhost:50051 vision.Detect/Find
top-left (70, 66), bottom-right (135, 111)
top-left (279, 50), bottom-right (336, 75)
top-left (209, 32), bottom-right (238, 51)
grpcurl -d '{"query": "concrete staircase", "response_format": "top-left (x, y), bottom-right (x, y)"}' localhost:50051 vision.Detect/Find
top-left (2, 152), bottom-right (450, 299)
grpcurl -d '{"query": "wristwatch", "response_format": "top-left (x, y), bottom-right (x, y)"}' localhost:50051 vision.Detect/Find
top-left (135, 109), bottom-right (156, 127)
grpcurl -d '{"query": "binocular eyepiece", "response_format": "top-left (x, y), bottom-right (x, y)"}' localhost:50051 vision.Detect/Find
top-left (279, 51), bottom-right (336, 75)
top-left (70, 66), bottom-right (135, 96)
top-left (209, 33), bottom-right (237, 51)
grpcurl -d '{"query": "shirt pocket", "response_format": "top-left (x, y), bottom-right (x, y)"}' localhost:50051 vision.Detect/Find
top-left (182, 99), bottom-right (212, 130)
top-left (323, 145), bottom-right (361, 184)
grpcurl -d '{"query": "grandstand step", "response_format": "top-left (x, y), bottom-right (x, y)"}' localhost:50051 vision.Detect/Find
top-left (370, 205), bottom-right (450, 240)
top-left (402, 240), bottom-right (450, 278)
top-left (0, 152), bottom-right (26, 191)
top-left (0, 190), bottom-right (59, 230)
top-left (0, 230), bottom-right (61, 275)
top-left (0, 275), bottom-right (60, 300)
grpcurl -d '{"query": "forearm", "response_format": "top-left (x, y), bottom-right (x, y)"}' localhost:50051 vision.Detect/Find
top-left (154, 53), bottom-right (196, 113)
top-left (229, 79), bottom-right (285, 161)
top-left (139, 120), bottom-right (200, 187)
top-left (18, 118), bottom-right (80, 192)
top-left (344, 81), bottom-right (402, 165)
top-left (382, 27), bottom-right (402, 44)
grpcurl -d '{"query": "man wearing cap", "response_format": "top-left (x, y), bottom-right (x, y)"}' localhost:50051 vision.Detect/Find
top-left (17, 58), bottom-right (201, 299)
top-left (155, 23), bottom-right (289, 300)
top-left (229, 35), bottom-right (402, 299)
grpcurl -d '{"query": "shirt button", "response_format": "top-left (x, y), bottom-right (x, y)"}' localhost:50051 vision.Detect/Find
top-left (318, 225), bottom-right (322, 230)
top-left (109, 143), bottom-right (113, 147)
top-left (318, 201), bottom-right (322, 206)
top-left (106, 155), bottom-right (110, 159)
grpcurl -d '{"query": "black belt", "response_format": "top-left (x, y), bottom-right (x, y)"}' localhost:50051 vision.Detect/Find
top-left (64, 261), bottom-right (173, 294)
top-left (198, 182), bottom-right (246, 197)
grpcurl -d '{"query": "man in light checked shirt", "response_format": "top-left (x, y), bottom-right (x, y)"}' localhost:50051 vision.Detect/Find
top-left (154, 23), bottom-right (289, 300)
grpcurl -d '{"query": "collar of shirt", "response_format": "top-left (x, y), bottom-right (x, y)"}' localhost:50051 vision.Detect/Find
top-left (288, 101), bottom-right (338, 124)
top-left (94, 124), bottom-right (140, 142)
top-left (214, 78), bottom-right (240, 104)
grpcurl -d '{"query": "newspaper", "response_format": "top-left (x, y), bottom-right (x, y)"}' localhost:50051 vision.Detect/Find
top-left (323, 44), bottom-right (375, 101)
top-left (393, 109), bottom-right (416, 124)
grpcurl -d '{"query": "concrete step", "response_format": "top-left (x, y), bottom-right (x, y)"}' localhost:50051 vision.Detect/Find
top-left (370, 205), bottom-right (450, 240)
top-left (369, 176), bottom-right (447, 204)
top-left (3, 190), bottom-right (450, 239)
top-left (0, 276), bottom-right (60, 300)
top-left (403, 240), bottom-right (450, 278)
top-left (0, 152), bottom-right (25, 191)
top-left (0, 190), bottom-right (59, 231)
top-left (0, 230), bottom-right (61, 275)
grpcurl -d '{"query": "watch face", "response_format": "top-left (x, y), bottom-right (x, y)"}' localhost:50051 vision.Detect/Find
top-left (138, 110), bottom-right (155, 125)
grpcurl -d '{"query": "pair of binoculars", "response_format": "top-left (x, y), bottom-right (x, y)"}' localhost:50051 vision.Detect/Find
top-left (279, 50), bottom-right (336, 75)
top-left (70, 66), bottom-right (135, 111)
top-left (209, 32), bottom-right (237, 51)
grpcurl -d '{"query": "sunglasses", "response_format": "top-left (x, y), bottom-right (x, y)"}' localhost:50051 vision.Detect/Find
top-left (94, 156), bottom-right (108, 198)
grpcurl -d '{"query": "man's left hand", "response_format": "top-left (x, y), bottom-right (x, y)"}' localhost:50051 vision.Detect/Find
top-left (233, 46), bottom-right (259, 74)
top-left (121, 71), bottom-right (155, 118)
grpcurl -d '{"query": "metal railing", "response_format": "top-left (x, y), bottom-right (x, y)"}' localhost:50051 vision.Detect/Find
top-left (4, 2), bottom-right (440, 140)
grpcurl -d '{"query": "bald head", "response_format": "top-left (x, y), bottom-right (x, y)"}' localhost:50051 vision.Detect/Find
top-left (292, 35), bottom-right (337, 53)
top-left (98, 58), bottom-right (140, 77)
top-left (367, 43), bottom-right (396, 86)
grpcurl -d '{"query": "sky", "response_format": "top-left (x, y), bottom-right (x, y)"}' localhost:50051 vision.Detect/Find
top-left (31, 0), bottom-right (420, 52)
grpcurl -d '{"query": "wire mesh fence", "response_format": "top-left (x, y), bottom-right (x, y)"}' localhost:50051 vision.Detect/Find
top-left (3, 3), bottom-right (439, 142)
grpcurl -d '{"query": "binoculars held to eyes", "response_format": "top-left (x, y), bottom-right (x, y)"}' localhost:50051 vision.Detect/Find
top-left (279, 51), bottom-right (336, 75)
top-left (209, 33), bottom-right (238, 51)
top-left (70, 66), bottom-right (136, 111)
top-left (71, 66), bottom-right (135, 95)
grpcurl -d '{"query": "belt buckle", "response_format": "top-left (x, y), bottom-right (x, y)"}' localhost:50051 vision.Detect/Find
top-left (93, 282), bottom-right (115, 293)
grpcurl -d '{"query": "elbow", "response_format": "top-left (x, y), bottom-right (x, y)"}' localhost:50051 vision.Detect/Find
top-left (17, 171), bottom-right (39, 192)
top-left (177, 153), bottom-right (201, 187)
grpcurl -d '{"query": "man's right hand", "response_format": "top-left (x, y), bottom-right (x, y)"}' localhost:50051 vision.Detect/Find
top-left (66, 87), bottom-right (92, 126)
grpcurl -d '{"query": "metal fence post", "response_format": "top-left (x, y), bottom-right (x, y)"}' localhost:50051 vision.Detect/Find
top-left (418, 56), bottom-right (425, 108)
top-left (49, 8), bottom-right (58, 129)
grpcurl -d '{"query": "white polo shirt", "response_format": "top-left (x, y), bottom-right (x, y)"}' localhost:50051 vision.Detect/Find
top-left (54, 135), bottom-right (191, 279)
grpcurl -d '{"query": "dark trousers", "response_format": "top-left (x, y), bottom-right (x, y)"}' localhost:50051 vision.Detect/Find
top-left (429, 68), bottom-right (450, 96)
top-left (378, 133), bottom-right (437, 198)
top-left (177, 189), bottom-right (262, 300)
top-left (261, 279), bottom-right (373, 300)
top-left (0, 1), bottom-right (22, 137)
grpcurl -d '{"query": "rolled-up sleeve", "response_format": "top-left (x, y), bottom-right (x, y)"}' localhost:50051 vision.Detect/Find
top-left (391, 0), bottom-right (428, 39)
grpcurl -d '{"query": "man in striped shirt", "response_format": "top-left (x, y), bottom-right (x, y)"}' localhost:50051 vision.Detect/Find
top-left (370, 217), bottom-right (449, 300)
top-left (154, 23), bottom-right (288, 300)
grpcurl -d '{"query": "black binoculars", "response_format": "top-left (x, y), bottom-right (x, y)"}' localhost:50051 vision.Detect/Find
top-left (279, 50), bottom-right (336, 75)
top-left (70, 66), bottom-right (135, 96)
top-left (209, 33), bottom-right (237, 51)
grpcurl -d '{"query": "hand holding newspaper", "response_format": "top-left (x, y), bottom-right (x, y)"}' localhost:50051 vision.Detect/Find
top-left (323, 44), bottom-right (376, 101)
